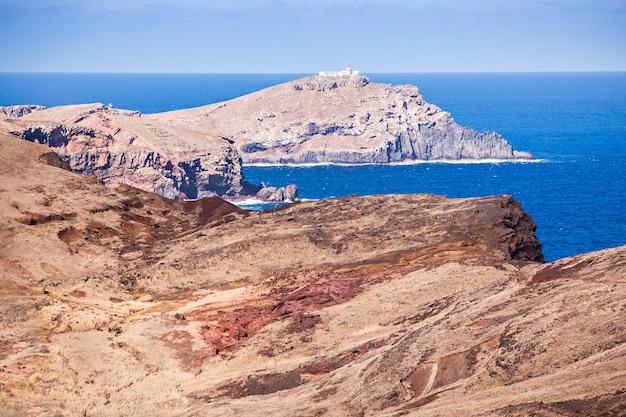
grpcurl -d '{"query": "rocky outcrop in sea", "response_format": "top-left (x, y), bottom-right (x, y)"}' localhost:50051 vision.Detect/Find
top-left (153, 75), bottom-right (534, 164)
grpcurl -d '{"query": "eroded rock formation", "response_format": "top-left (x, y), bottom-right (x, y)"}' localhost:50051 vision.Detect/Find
top-left (1, 133), bottom-right (624, 417)
top-left (0, 104), bottom-right (296, 202)
top-left (153, 75), bottom-right (534, 164)
top-left (0, 104), bottom-right (46, 118)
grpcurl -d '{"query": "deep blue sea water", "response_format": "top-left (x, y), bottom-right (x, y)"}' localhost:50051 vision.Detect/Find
top-left (1, 72), bottom-right (625, 261)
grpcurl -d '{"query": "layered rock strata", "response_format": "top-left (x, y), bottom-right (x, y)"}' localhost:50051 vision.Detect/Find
top-left (0, 104), bottom-right (296, 201)
top-left (2, 134), bottom-right (625, 417)
top-left (153, 75), bottom-right (534, 164)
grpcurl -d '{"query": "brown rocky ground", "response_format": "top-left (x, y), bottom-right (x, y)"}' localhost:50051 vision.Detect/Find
top-left (1, 132), bottom-right (625, 417)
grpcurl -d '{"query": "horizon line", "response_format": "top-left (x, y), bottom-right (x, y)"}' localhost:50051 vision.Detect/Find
top-left (1, 70), bottom-right (626, 75)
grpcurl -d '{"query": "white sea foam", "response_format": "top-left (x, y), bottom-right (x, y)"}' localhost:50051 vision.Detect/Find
top-left (228, 198), bottom-right (268, 206)
top-left (230, 197), bottom-right (318, 209)
top-left (245, 158), bottom-right (548, 168)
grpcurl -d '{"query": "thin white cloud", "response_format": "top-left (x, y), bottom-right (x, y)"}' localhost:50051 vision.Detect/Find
top-left (0, 0), bottom-right (491, 12)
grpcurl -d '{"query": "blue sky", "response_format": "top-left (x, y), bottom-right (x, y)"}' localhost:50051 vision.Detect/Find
top-left (0, 0), bottom-right (624, 72)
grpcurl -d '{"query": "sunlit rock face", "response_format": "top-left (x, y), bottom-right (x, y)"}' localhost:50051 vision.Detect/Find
top-left (1, 103), bottom-right (294, 201)
top-left (153, 75), bottom-right (534, 164)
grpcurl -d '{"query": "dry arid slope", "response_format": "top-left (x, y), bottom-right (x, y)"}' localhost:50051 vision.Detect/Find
top-left (1, 133), bottom-right (625, 417)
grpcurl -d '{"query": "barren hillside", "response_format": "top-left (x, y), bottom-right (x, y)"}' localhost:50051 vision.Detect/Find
top-left (1, 133), bottom-right (624, 417)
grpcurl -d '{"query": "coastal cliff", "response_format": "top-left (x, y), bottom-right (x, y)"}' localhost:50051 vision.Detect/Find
top-left (0, 104), bottom-right (296, 201)
top-left (1, 74), bottom-right (531, 201)
top-left (153, 75), bottom-right (533, 164)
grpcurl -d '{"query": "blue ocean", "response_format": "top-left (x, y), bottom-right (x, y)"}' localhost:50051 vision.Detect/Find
top-left (1, 72), bottom-right (625, 261)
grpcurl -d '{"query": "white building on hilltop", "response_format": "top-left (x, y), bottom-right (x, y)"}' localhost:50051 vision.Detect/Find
top-left (318, 64), bottom-right (360, 77)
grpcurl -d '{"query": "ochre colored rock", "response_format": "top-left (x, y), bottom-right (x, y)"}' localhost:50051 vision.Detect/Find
top-left (1, 134), bottom-right (624, 417)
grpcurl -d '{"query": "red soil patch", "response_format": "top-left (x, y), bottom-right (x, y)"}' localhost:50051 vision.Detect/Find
top-left (406, 362), bottom-right (434, 397)
top-left (433, 334), bottom-right (501, 389)
top-left (271, 277), bottom-right (363, 315)
top-left (191, 250), bottom-right (435, 365)
top-left (193, 273), bottom-right (364, 357)
top-left (529, 258), bottom-right (593, 285)
top-left (160, 330), bottom-right (215, 372)
top-left (196, 304), bottom-right (271, 355)
top-left (57, 226), bottom-right (86, 243)
top-left (401, 349), bottom-right (436, 399)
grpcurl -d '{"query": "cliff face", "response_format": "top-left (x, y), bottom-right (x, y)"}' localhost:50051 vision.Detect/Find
top-left (0, 74), bottom-right (529, 199)
top-left (0, 104), bottom-right (296, 201)
top-left (2, 134), bottom-right (625, 417)
top-left (152, 75), bottom-right (533, 164)
top-left (0, 104), bottom-right (46, 118)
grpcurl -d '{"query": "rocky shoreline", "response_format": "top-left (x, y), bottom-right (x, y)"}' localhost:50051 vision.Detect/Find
top-left (1, 75), bottom-right (533, 203)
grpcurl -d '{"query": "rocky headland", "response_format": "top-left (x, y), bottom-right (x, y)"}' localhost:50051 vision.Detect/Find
top-left (0, 104), bottom-right (297, 202)
top-left (1, 133), bottom-right (625, 417)
top-left (152, 74), bottom-right (534, 164)
top-left (1, 74), bottom-right (532, 202)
